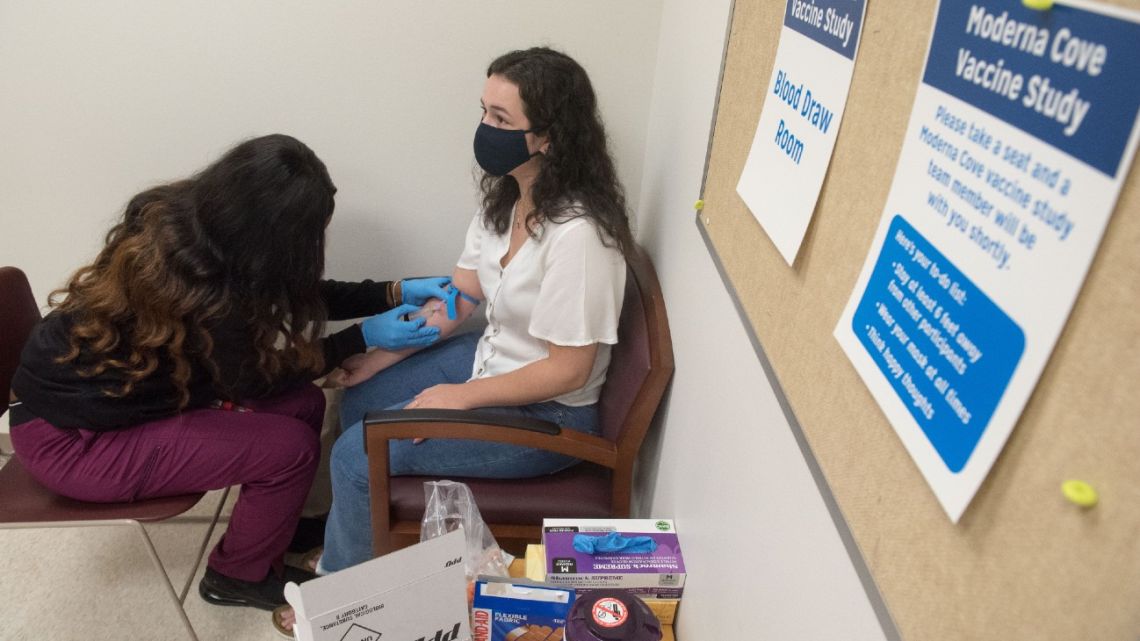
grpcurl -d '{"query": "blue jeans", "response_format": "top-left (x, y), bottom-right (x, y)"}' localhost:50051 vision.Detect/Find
top-left (321, 332), bottom-right (599, 572)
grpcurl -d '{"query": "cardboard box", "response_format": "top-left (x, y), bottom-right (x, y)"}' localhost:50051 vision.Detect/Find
top-left (285, 529), bottom-right (471, 641)
top-left (541, 519), bottom-right (685, 599)
top-left (524, 544), bottom-right (678, 624)
top-left (642, 598), bottom-right (679, 625)
top-left (472, 578), bottom-right (575, 641)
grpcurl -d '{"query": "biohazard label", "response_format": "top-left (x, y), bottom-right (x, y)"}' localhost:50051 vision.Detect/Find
top-left (591, 598), bottom-right (627, 628)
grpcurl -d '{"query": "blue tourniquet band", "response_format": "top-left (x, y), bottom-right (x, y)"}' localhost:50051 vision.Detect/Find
top-left (444, 284), bottom-right (481, 320)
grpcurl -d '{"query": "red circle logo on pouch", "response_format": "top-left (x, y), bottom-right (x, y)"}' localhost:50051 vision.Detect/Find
top-left (592, 597), bottom-right (628, 628)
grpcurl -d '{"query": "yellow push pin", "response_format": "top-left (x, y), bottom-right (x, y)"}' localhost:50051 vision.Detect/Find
top-left (694, 199), bottom-right (705, 211)
top-left (1061, 479), bottom-right (1098, 508)
top-left (1022, 0), bottom-right (1053, 10)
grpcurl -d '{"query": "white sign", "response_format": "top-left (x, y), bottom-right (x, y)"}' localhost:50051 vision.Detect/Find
top-left (835, 0), bottom-right (1140, 521)
top-left (286, 529), bottom-right (471, 641)
top-left (737, 0), bottom-right (867, 265)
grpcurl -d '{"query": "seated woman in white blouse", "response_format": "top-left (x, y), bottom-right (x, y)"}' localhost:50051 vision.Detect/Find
top-left (317, 46), bottom-right (634, 575)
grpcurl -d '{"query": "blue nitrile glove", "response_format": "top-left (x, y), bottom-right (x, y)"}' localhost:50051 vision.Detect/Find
top-left (572, 532), bottom-right (658, 554)
top-left (361, 304), bottom-right (441, 349)
top-left (401, 277), bottom-right (452, 306)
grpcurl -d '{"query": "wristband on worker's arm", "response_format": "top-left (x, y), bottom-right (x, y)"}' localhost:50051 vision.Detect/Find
top-left (384, 281), bottom-right (400, 308)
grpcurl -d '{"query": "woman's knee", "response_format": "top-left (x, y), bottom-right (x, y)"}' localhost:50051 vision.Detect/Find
top-left (281, 382), bottom-right (327, 432)
top-left (273, 416), bottom-right (322, 470)
top-left (245, 382), bottom-right (327, 434)
top-left (297, 382), bottom-right (327, 419)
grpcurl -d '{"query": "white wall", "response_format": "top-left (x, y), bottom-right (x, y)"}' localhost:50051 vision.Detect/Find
top-left (0, 0), bottom-right (660, 304)
top-left (631, 1), bottom-right (889, 639)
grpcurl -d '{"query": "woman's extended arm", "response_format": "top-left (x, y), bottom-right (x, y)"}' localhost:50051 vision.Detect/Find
top-left (405, 341), bottom-right (597, 410)
top-left (324, 268), bottom-right (482, 387)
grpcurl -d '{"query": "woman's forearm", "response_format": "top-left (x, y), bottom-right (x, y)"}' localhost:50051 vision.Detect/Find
top-left (328, 268), bottom-right (482, 387)
top-left (464, 357), bottom-right (590, 406)
top-left (408, 342), bottom-right (598, 410)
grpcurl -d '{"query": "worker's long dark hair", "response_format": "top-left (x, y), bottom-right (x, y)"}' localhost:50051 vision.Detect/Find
top-left (479, 47), bottom-right (634, 258)
top-left (52, 134), bottom-right (336, 406)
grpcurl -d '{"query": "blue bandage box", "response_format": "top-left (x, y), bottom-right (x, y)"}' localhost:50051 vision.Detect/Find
top-left (472, 578), bottom-right (575, 641)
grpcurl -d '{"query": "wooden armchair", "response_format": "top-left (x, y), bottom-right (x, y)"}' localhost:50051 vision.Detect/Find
top-left (364, 245), bottom-right (673, 555)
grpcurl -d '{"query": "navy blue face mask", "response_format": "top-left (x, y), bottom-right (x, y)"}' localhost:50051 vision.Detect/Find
top-left (473, 121), bottom-right (538, 176)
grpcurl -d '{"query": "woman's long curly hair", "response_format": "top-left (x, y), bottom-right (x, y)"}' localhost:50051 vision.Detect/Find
top-left (480, 47), bottom-right (634, 258)
top-left (52, 134), bottom-right (336, 407)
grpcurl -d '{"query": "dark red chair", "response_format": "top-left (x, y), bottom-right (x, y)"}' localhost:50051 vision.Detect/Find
top-left (0, 266), bottom-right (224, 641)
top-left (364, 245), bottom-right (674, 555)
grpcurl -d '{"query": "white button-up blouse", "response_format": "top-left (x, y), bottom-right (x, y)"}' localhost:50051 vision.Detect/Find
top-left (456, 207), bottom-right (626, 407)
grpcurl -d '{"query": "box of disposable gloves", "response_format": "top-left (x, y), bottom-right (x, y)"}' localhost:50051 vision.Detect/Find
top-left (540, 519), bottom-right (685, 598)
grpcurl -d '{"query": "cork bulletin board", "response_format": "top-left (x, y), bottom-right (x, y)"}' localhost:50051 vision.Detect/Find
top-left (697, 1), bottom-right (1140, 639)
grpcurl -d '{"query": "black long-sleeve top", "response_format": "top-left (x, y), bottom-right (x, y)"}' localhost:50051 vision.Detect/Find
top-left (11, 279), bottom-right (391, 432)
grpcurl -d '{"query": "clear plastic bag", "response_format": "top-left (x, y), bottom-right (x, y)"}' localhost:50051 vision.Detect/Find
top-left (420, 480), bottom-right (511, 582)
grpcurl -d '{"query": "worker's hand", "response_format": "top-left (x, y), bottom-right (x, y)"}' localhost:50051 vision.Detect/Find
top-left (361, 304), bottom-right (440, 350)
top-left (401, 277), bottom-right (452, 306)
top-left (335, 351), bottom-right (391, 387)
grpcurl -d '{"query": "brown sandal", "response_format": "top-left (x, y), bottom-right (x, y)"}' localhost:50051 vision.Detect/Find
top-left (272, 604), bottom-right (294, 639)
top-left (275, 546), bottom-right (321, 638)
top-left (299, 545), bottom-right (323, 573)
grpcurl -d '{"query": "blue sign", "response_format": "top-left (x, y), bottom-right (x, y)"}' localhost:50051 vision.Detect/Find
top-left (923, 1), bottom-right (1140, 177)
top-left (783, 0), bottom-right (865, 60)
top-left (852, 216), bottom-right (1025, 472)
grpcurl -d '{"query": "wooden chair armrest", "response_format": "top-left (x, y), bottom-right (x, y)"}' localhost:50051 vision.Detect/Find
top-left (365, 409), bottom-right (561, 434)
top-left (362, 409), bottom-right (618, 468)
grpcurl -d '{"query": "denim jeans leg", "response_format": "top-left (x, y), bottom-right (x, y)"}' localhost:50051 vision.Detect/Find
top-left (323, 332), bottom-right (602, 572)
top-left (338, 332), bottom-right (481, 430)
top-left (387, 401), bottom-right (599, 477)
top-left (319, 419), bottom-right (373, 573)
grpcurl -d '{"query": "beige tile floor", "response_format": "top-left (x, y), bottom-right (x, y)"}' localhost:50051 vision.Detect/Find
top-left (0, 392), bottom-right (340, 641)
top-left (0, 482), bottom-right (319, 640)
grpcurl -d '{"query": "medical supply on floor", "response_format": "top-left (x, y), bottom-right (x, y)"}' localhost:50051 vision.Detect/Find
top-left (524, 545), bottom-right (678, 625)
top-left (525, 544), bottom-right (547, 582)
top-left (542, 520), bottom-right (685, 599)
top-left (285, 529), bottom-right (469, 641)
top-left (472, 578), bottom-right (575, 641)
top-left (421, 481), bottom-right (511, 583)
top-left (565, 590), bottom-right (661, 641)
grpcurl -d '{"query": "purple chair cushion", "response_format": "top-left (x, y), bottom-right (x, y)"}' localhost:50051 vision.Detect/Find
top-left (390, 463), bottom-right (613, 524)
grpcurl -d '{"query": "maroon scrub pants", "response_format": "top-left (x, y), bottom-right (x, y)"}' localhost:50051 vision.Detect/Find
top-left (9, 383), bottom-right (324, 582)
